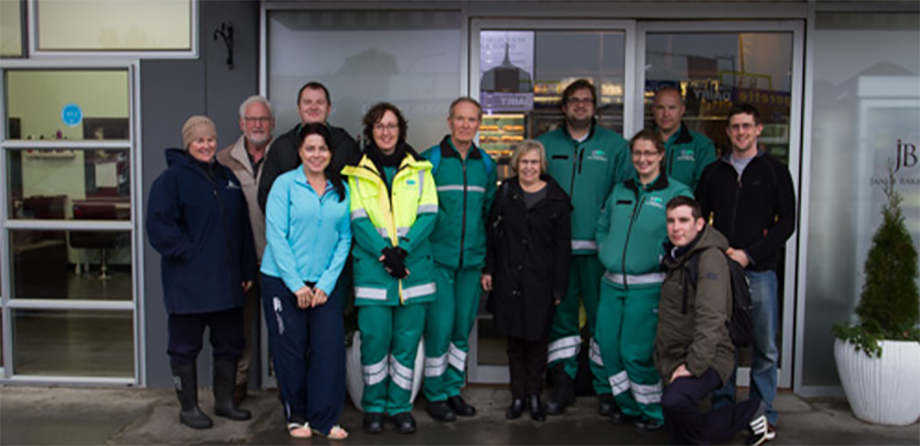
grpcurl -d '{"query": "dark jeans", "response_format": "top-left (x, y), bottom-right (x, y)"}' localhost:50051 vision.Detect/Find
top-left (507, 335), bottom-right (549, 398)
top-left (168, 307), bottom-right (244, 365)
top-left (662, 368), bottom-right (761, 445)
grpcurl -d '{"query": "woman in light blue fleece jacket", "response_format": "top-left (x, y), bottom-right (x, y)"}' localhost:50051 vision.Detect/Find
top-left (260, 123), bottom-right (352, 440)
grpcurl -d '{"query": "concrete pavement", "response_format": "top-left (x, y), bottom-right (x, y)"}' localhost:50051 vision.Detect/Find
top-left (1, 385), bottom-right (917, 445)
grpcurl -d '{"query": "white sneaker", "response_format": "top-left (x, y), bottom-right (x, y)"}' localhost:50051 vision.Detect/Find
top-left (746, 401), bottom-right (770, 446)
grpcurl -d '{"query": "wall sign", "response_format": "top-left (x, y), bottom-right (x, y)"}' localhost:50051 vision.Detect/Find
top-left (61, 103), bottom-right (83, 128)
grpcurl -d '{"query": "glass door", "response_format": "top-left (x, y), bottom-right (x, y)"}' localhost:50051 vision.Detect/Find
top-left (0, 62), bottom-right (141, 385)
top-left (468, 19), bottom-right (638, 383)
top-left (636, 21), bottom-right (805, 389)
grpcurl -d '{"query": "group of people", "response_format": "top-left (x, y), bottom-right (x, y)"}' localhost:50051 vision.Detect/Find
top-left (146, 78), bottom-right (795, 445)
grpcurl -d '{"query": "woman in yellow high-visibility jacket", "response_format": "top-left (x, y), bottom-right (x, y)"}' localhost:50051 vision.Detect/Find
top-left (342, 102), bottom-right (438, 435)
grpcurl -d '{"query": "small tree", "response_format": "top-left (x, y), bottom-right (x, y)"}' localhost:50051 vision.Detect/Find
top-left (833, 167), bottom-right (920, 357)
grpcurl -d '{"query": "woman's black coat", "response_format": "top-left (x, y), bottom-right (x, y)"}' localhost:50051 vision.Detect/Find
top-left (484, 175), bottom-right (572, 341)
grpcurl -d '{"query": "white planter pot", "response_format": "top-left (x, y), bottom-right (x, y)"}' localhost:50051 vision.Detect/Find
top-left (834, 338), bottom-right (920, 426)
top-left (345, 331), bottom-right (425, 412)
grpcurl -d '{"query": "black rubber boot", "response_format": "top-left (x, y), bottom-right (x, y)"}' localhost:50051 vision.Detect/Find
top-left (528, 394), bottom-right (546, 422)
top-left (545, 364), bottom-right (575, 415)
top-left (213, 358), bottom-right (251, 420)
top-left (506, 398), bottom-right (525, 420)
top-left (171, 363), bottom-right (213, 429)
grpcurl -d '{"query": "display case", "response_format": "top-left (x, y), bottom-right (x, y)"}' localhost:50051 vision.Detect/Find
top-left (480, 114), bottom-right (525, 180)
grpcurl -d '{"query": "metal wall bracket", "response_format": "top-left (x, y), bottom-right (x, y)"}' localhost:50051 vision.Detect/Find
top-left (213, 22), bottom-right (234, 70)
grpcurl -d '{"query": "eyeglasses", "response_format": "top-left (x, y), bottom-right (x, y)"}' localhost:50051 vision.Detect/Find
top-left (374, 123), bottom-right (399, 132)
top-left (244, 117), bottom-right (272, 124)
top-left (566, 97), bottom-right (594, 105)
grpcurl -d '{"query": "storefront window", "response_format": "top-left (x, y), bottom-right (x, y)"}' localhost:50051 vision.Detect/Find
top-left (12, 309), bottom-right (133, 377)
top-left (268, 10), bottom-right (461, 151)
top-left (7, 149), bottom-right (131, 220)
top-left (645, 32), bottom-right (793, 161)
top-left (35, 0), bottom-right (192, 52)
top-left (804, 12), bottom-right (920, 387)
top-left (478, 30), bottom-right (626, 179)
top-left (0, 0), bottom-right (22, 57)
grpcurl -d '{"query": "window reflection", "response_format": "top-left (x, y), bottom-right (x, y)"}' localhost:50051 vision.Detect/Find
top-left (8, 149), bottom-right (130, 221)
top-left (10, 229), bottom-right (132, 300)
top-left (12, 309), bottom-right (133, 377)
top-left (645, 32), bottom-right (793, 162)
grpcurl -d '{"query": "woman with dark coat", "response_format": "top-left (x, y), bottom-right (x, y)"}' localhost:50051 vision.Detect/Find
top-left (482, 139), bottom-right (572, 422)
top-left (147, 115), bottom-right (257, 429)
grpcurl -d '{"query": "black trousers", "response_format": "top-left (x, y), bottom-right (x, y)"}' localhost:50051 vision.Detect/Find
top-left (507, 335), bottom-right (549, 399)
top-left (168, 307), bottom-right (244, 366)
top-left (661, 368), bottom-right (760, 445)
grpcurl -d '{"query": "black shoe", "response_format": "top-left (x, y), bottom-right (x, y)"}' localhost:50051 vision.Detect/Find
top-left (528, 395), bottom-right (546, 422)
top-left (212, 358), bottom-right (251, 421)
top-left (171, 363), bottom-right (213, 429)
top-left (447, 395), bottom-right (476, 416)
top-left (506, 398), bottom-right (525, 420)
top-left (634, 418), bottom-right (665, 434)
top-left (598, 393), bottom-right (617, 417)
top-left (545, 365), bottom-right (575, 416)
top-left (363, 413), bottom-right (384, 434)
top-left (426, 400), bottom-right (456, 422)
top-left (610, 411), bottom-right (638, 425)
top-left (392, 412), bottom-right (417, 434)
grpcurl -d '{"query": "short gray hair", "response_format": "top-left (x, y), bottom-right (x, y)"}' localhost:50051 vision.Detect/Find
top-left (238, 95), bottom-right (274, 120)
top-left (510, 139), bottom-right (547, 174)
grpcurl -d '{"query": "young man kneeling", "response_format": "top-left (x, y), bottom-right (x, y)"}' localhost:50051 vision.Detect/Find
top-left (654, 196), bottom-right (769, 445)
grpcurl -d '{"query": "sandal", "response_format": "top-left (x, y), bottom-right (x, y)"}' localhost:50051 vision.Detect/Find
top-left (287, 422), bottom-right (312, 438)
top-left (313, 425), bottom-right (349, 441)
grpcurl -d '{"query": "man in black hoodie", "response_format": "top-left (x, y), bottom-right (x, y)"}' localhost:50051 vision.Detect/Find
top-left (694, 104), bottom-right (795, 442)
top-left (257, 82), bottom-right (360, 211)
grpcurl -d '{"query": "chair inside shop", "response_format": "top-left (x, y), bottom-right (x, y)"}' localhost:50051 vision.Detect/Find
top-left (70, 203), bottom-right (120, 279)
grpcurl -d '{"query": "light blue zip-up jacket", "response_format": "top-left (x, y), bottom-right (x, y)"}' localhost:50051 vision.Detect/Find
top-left (260, 167), bottom-right (352, 296)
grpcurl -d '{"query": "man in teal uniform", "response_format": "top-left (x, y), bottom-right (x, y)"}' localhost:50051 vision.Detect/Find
top-left (537, 79), bottom-right (633, 415)
top-left (421, 98), bottom-right (497, 422)
top-left (652, 86), bottom-right (717, 190)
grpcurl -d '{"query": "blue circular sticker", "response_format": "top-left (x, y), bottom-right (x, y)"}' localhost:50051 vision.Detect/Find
top-left (61, 103), bottom-right (83, 128)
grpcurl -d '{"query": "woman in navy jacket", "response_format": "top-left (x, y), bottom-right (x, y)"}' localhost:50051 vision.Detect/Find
top-left (147, 116), bottom-right (256, 430)
top-left (261, 123), bottom-right (352, 440)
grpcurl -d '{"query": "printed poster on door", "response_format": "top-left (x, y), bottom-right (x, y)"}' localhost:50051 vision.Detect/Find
top-left (480, 31), bottom-right (535, 112)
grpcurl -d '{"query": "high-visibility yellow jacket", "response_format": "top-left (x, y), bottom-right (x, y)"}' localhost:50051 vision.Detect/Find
top-left (343, 152), bottom-right (439, 306)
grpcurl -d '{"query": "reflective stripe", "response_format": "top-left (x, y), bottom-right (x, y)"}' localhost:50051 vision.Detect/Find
top-left (396, 227), bottom-right (409, 237)
top-left (610, 370), bottom-right (630, 396)
top-left (547, 335), bottom-right (582, 363)
top-left (355, 287), bottom-right (387, 300)
top-left (363, 358), bottom-right (388, 386)
top-left (571, 240), bottom-right (598, 251)
top-left (436, 185), bottom-right (486, 193)
top-left (424, 353), bottom-right (448, 377)
top-left (418, 171), bottom-right (425, 196)
top-left (548, 335), bottom-right (581, 352)
top-left (631, 381), bottom-right (663, 405)
top-left (351, 208), bottom-right (368, 221)
top-left (389, 355), bottom-right (414, 390)
top-left (448, 343), bottom-right (466, 371)
top-left (417, 204), bottom-right (438, 214)
top-left (391, 370), bottom-right (413, 390)
top-left (547, 346), bottom-right (578, 364)
top-left (589, 337), bottom-right (604, 367)
top-left (603, 271), bottom-right (666, 286)
top-left (376, 227), bottom-right (389, 238)
top-left (402, 282), bottom-right (436, 300)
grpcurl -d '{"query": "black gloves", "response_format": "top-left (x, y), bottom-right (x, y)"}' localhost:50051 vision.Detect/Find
top-left (381, 247), bottom-right (409, 279)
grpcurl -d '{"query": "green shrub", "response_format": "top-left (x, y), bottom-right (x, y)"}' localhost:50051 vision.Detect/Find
top-left (833, 167), bottom-right (920, 357)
